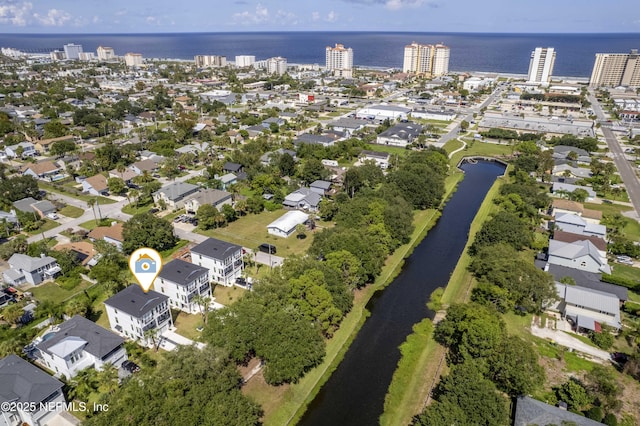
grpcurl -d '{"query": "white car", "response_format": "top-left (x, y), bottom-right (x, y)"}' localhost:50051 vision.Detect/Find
top-left (46, 212), bottom-right (59, 220)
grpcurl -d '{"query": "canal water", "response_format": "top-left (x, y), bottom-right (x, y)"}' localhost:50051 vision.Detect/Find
top-left (299, 160), bottom-right (506, 426)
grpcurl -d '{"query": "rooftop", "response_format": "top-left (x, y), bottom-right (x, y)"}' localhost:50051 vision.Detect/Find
top-left (104, 284), bottom-right (169, 318)
top-left (191, 237), bottom-right (242, 261)
top-left (158, 259), bottom-right (209, 286)
top-left (0, 354), bottom-right (63, 404)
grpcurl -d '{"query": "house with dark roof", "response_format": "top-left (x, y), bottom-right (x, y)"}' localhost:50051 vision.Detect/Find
top-left (376, 122), bottom-right (422, 147)
top-left (184, 189), bottom-right (232, 214)
top-left (153, 181), bottom-right (200, 210)
top-left (0, 354), bottom-right (67, 426)
top-left (12, 197), bottom-right (39, 214)
top-left (35, 315), bottom-right (127, 379)
top-left (190, 238), bottom-right (243, 286)
top-left (30, 200), bottom-right (57, 219)
top-left (309, 180), bottom-right (332, 196)
top-left (359, 150), bottom-right (390, 169)
top-left (156, 259), bottom-right (211, 313)
top-left (294, 133), bottom-right (338, 147)
top-left (514, 396), bottom-right (604, 426)
top-left (104, 285), bottom-right (173, 346)
top-left (283, 187), bottom-right (322, 212)
top-left (222, 162), bottom-right (243, 174)
top-left (3, 253), bottom-right (61, 286)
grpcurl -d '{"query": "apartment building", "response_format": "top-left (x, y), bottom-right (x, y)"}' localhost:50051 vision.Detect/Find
top-left (63, 43), bottom-right (83, 60)
top-left (124, 52), bottom-right (144, 67)
top-left (235, 55), bottom-right (255, 67)
top-left (527, 47), bottom-right (556, 84)
top-left (266, 56), bottom-right (287, 76)
top-left (194, 55), bottom-right (227, 68)
top-left (96, 46), bottom-right (116, 60)
top-left (190, 238), bottom-right (243, 286)
top-left (326, 43), bottom-right (353, 77)
top-left (590, 49), bottom-right (640, 88)
top-left (403, 42), bottom-right (449, 76)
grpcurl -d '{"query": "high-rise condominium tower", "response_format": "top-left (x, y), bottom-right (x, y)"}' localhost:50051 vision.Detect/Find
top-left (326, 44), bottom-right (353, 71)
top-left (96, 46), bottom-right (116, 61)
top-left (63, 43), bottom-right (83, 60)
top-left (194, 55), bottom-right (227, 68)
top-left (527, 47), bottom-right (556, 84)
top-left (403, 42), bottom-right (449, 76)
top-left (590, 49), bottom-right (640, 88)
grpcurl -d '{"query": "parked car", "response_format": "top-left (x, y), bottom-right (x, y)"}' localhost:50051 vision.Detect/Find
top-left (149, 208), bottom-right (159, 214)
top-left (121, 360), bottom-right (140, 373)
top-left (258, 243), bottom-right (277, 254)
top-left (46, 212), bottom-right (58, 220)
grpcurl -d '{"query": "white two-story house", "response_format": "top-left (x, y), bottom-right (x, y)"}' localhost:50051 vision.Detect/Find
top-left (0, 355), bottom-right (66, 426)
top-left (3, 253), bottom-right (61, 286)
top-left (35, 315), bottom-right (127, 379)
top-left (190, 238), bottom-right (243, 287)
top-left (104, 285), bottom-right (173, 347)
top-left (156, 259), bottom-right (211, 314)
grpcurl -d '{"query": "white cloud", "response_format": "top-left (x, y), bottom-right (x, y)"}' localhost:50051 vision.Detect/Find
top-left (311, 11), bottom-right (320, 21)
top-left (0, 1), bottom-right (33, 26)
top-left (34, 8), bottom-right (71, 26)
top-left (385, 0), bottom-right (426, 10)
top-left (326, 10), bottom-right (337, 22)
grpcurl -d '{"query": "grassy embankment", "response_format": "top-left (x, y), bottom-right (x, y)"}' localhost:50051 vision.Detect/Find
top-left (246, 172), bottom-right (464, 426)
top-left (380, 163), bottom-right (508, 426)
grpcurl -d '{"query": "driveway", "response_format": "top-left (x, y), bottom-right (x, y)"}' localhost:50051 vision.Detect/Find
top-left (254, 251), bottom-right (284, 268)
top-left (530, 320), bottom-right (610, 362)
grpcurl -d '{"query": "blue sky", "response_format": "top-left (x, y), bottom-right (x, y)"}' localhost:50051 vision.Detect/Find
top-left (0, 0), bottom-right (639, 33)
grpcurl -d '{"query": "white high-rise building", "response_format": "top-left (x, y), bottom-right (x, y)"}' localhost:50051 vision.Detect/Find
top-left (403, 42), bottom-right (449, 76)
top-left (326, 43), bottom-right (353, 73)
top-left (235, 55), bottom-right (256, 67)
top-left (96, 46), bottom-right (116, 61)
top-left (590, 49), bottom-right (640, 88)
top-left (63, 43), bottom-right (83, 60)
top-left (124, 52), bottom-right (144, 67)
top-left (78, 52), bottom-right (95, 61)
top-left (266, 56), bottom-right (287, 76)
top-left (527, 47), bottom-right (556, 84)
top-left (194, 55), bottom-right (227, 68)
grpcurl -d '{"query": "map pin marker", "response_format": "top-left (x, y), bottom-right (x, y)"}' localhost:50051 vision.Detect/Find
top-left (129, 248), bottom-right (163, 293)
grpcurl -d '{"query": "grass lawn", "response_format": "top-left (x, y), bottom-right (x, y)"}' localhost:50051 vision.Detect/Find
top-left (197, 209), bottom-right (321, 258)
top-left (59, 205), bottom-right (85, 218)
top-left (79, 218), bottom-right (122, 231)
top-left (449, 141), bottom-right (513, 167)
top-left (173, 311), bottom-right (204, 341)
top-left (38, 182), bottom-right (116, 204)
top-left (364, 143), bottom-right (410, 157)
top-left (503, 312), bottom-right (533, 340)
top-left (30, 280), bottom-right (95, 305)
top-left (443, 139), bottom-right (464, 155)
top-left (611, 263), bottom-right (640, 284)
top-left (583, 202), bottom-right (633, 216)
top-left (213, 285), bottom-right (247, 306)
top-left (621, 217), bottom-right (640, 242)
top-left (159, 239), bottom-right (190, 260)
top-left (121, 201), bottom-right (153, 215)
top-left (25, 219), bottom-right (60, 236)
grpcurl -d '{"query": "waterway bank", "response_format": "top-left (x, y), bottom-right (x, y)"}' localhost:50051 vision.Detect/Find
top-left (299, 161), bottom-right (506, 425)
top-left (252, 172), bottom-right (464, 425)
top-left (380, 166), bottom-right (509, 426)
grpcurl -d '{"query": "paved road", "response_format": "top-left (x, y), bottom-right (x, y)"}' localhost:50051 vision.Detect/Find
top-left (588, 90), bottom-right (640, 214)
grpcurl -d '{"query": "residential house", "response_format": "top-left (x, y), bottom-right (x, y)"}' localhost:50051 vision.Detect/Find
top-left (552, 145), bottom-right (591, 164)
top-left (514, 396), bottom-right (605, 426)
top-left (294, 133), bottom-right (338, 147)
top-left (129, 159), bottom-right (158, 175)
top-left (22, 161), bottom-right (64, 181)
top-left (0, 210), bottom-right (18, 225)
top-left (33, 135), bottom-right (75, 155)
top-left (554, 213), bottom-right (606, 238)
top-left (259, 148), bottom-right (297, 166)
top-left (552, 230), bottom-right (607, 258)
top-left (153, 182), bottom-right (200, 210)
top-left (283, 187), bottom-right (322, 212)
top-left (552, 282), bottom-right (621, 331)
top-left (552, 164), bottom-right (592, 179)
top-left (35, 315), bottom-right (127, 379)
top-left (104, 285), bottom-right (173, 346)
top-left (552, 182), bottom-right (597, 201)
top-left (217, 173), bottom-right (237, 190)
top-left (550, 199), bottom-right (602, 224)
top-left (0, 354), bottom-right (67, 426)
top-left (30, 200), bottom-right (57, 219)
top-left (156, 259), bottom-right (211, 313)
top-left (329, 117), bottom-right (367, 136)
top-left (82, 174), bottom-right (109, 196)
top-left (309, 180), bottom-right (332, 196)
top-left (12, 197), bottom-right (39, 214)
top-left (222, 162), bottom-right (243, 174)
top-left (261, 117), bottom-right (284, 128)
top-left (543, 263), bottom-right (628, 302)
top-left (3, 253), bottom-right (61, 286)
top-left (53, 242), bottom-right (99, 267)
top-left (184, 189), bottom-right (232, 214)
top-left (267, 210), bottom-right (309, 238)
top-left (5, 141), bottom-right (36, 158)
top-left (359, 150), bottom-right (391, 169)
top-left (108, 168), bottom-right (138, 182)
top-left (88, 222), bottom-right (124, 250)
top-left (190, 238), bottom-right (243, 286)
top-left (376, 122), bottom-right (423, 147)
top-left (547, 239), bottom-right (611, 274)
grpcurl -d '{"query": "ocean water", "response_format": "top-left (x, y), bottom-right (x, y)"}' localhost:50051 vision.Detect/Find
top-left (1, 32), bottom-right (639, 77)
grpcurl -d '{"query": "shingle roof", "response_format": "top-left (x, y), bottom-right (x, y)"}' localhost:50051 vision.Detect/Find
top-left (37, 315), bottom-right (124, 359)
top-left (131, 159), bottom-right (157, 172)
top-left (104, 285), bottom-right (169, 318)
top-left (378, 122), bottom-right (423, 140)
top-left (548, 239), bottom-right (605, 266)
top-left (542, 263), bottom-right (628, 301)
top-left (158, 259), bottom-right (209, 286)
top-left (514, 396), bottom-right (603, 426)
top-left (88, 223), bottom-right (123, 242)
top-left (191, 238), bottom-right (241, 261)
top-left (553, 230), bottom-right (607, 252)
top-left (12, 197), bottom-right (38, 213)
top-left (154, 182), bottom-right (199, 202)
top-left (85, 174), bottom-right (108, 192)
top-left (31, 200), bottom-right (56, 214)
top-left (0, 354), bottom-right (63, 404)
top-left (8, 253), bottom-right (57, 273)
top-left (184, 189), bottom-right (232, 207)
top-left (22, 160), bottom-right (59, 176)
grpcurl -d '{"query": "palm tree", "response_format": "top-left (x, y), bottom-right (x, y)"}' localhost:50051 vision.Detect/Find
top-left (96, 364), bottom-right (119, 395)
top-left (88, 198), bottom-right (98, 225)
top-left (130, 189), bottom-right (140, 208)
top-left (192, 294), bottom-right (212, 324)
top-left (143, 328), bottom-right (160, 351)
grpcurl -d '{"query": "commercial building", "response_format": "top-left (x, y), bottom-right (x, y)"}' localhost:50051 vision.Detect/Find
top-left (235, 55), bottom-right (255, 67)
top-left (124, 52), bottom-right (144, 67)
top-left (194, 55), bottom-right (227, 68)
top-left (589, 49), bottom-right (640, 88)
top-left (63, 43), bottom-right (83, 60)
top-left (266, 56), bottom-right (287, 76)
top-left (402, 42), bottom-right (449, 76)
top-left (527, 47), bottom-right (556, 84)
top-left (326, 43), bottom-right (353, 77)
top-left (96, 46), bottom-right (116, 60)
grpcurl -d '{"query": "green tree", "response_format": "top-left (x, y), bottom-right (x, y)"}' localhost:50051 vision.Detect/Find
top-left (295, 223), bottom-right (307, 239)
top-left (2, 304), bottom-right (23, 325)
top-left (43, 120), bottom-right (68, 138)
top-left (468, 211), bottom-right (532, 255)
top-left (488, 336), bottom-right (545, 396)
top-left (122, 213), bottom-right (177, 254)
top-left (49, 139), bottom-right (76, 156)
top-left (277, 152), bottom-right (296, 176)
top-left (556, 378), bottom-right (593, 412)
top-left (107, 177), bottom-right (126, 195)
top-left (0, 175), bottom-right (40, 202)
top-left (197, 204), bottom-right (218, 230)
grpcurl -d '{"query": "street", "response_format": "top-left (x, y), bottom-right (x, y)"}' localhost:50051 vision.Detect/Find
top-left (587, 90), bottom-right (640, 214)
